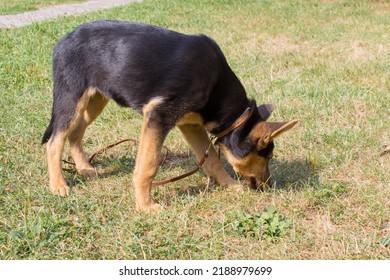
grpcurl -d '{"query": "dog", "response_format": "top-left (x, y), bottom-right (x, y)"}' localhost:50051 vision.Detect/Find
top-left (42, 20), bottom-right (298, 213)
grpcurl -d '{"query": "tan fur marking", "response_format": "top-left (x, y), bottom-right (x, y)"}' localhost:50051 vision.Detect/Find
top-left (204, 121), bottom-right (218, 132)
top-left (68, 88), bottom-right (108, 177)
top-left (175, 112), bottom-right (218, 131)
top-left (142, 96), bottom-right (165, 116)
top-left (176, 112), bottom-right (204, 126)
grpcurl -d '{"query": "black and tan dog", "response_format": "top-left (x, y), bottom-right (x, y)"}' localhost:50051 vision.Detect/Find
top-left (42, 20), bottom-right (298, 213)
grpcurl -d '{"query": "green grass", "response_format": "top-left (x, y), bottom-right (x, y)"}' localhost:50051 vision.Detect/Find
top-left (0, 0), bottom-right (86, 15)
top-left (0, 0), bottom-right (389, 259)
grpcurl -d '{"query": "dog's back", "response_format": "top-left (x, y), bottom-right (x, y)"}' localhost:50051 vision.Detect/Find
top-left (53, 20), bottom-right (225, 113)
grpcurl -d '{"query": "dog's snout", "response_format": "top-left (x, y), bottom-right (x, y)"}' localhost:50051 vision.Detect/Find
top-left (250, 177), bottom-right (257, 189)
top-left (246, 168), bottom-right (271, 191)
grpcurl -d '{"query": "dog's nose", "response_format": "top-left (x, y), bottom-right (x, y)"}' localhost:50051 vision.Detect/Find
top-left (250, 177), bottom-right (257, 189)
top-left (248, 176), bottom-right (270, 191)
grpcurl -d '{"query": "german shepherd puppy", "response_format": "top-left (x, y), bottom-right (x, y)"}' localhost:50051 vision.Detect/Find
top-left (42, 20), bottom-right (297, 213)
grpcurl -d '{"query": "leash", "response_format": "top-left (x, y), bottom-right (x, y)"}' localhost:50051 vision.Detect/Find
top-left (62, 137), bottom-right (216, 186)
top-left (214, 107), bottom-right (251, 138)
top-left (151, 138), bottom-right (215, 186)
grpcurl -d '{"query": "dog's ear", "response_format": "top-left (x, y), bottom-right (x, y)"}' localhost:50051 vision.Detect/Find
top-left (258, 103), bottom-right (274, 121)
top-left (252, 119), bottom-right (299, 150)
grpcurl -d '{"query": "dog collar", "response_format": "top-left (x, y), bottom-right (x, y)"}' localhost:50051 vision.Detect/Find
top-left (215, 107), bottom-right (251, 139)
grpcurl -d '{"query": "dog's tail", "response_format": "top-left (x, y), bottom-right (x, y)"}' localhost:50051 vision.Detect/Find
top-left (41, 119), bottom-right (54, 144)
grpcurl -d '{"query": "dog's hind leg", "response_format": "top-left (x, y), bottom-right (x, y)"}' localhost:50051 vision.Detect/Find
top-left (68, 89), bottom-right (108, 178)
top-left (45, 89), bottom-right (91, 197)
top-left (178, 124), bottom-right (239, 189)
top-left (46, 131), bottom-right (70, 196)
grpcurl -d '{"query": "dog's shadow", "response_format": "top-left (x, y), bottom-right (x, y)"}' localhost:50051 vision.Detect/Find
top-left (269, 158), bottom-right (319, 191)
top-left (165, 157), bottom-right (319, 202)
top-left (93, 154), bottom-right (136, 178)
top-left (90, 150), bottom-right (198, 179)
top-left (67, 150), bottom-right (319, 196)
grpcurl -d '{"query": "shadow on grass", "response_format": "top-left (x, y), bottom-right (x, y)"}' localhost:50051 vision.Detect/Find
top-left (270, 158), bottom-right (319, 191)
top-left (80, 151), bottom-right (198, 179)
top-left (94, 155), bottom-right (136, 178)
top-left (165, 157), bottom-right (320, 205)
top-left (65, 151), bottom-right (319, 196)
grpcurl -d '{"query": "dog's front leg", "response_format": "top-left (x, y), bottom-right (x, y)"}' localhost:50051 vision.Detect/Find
top-left (179, 124), bottom-right (241, 190)
top-left (133, 123), bottom-right (165, 213)
top-left (133, 98), bottom-right (168, 213)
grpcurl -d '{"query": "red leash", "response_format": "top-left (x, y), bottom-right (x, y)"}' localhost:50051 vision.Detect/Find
top-left (62, 137), bottom-right (213, 186)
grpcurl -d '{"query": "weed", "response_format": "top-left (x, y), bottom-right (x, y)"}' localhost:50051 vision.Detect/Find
top-left (226, 206), bottom-right (293, 241)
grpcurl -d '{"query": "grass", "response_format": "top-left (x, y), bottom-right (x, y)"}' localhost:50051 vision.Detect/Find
top-left (0, 0), bottom-right (87, 15)
top-left (0, 0), bottom-right (389, 259)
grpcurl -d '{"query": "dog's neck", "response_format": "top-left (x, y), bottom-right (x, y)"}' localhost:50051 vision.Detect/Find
top-left (214, 100), bottom-right (262, 158)
top-left (201, 55), bottom-right (261, 156)
top-left (204, 67), bottom-right (251, 133)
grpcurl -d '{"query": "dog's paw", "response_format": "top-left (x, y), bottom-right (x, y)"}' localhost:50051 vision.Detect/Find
top-left (78, 168), bottom-right (97, 178)
top-left (138, 203), bottom-right (164, 214)
top-left (50, 183), bottom-right (70, 197)
top-left (226, 183), bottom-right (244, 193)
top-left (148, 203), bottom-right (164, 213)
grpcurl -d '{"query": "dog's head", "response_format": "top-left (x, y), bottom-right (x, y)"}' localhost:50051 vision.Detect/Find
top-left (220, 102), bottom-right (298, 190)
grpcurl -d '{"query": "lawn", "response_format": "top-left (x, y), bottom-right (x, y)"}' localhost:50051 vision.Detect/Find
top-left (0, 0), bottom-right (389, 259)
top-left (0, 0), bottom-right (86, 15)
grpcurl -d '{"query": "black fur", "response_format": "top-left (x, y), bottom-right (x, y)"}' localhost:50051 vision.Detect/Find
top-left (42, 118), bottom-right (54, 144)
top-left (42, 20), bottom-right (264, 158)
